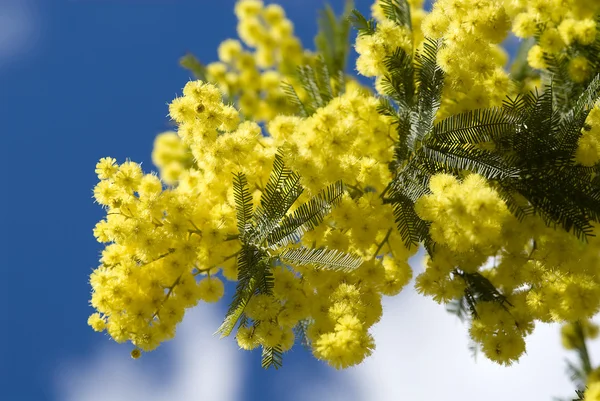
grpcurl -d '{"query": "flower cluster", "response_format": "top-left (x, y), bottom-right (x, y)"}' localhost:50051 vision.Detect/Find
top-left (422, 0), bottom-right (511, 116)
top-left (577, 105), bottom-right (600, 166)
top-left (205, 0), bottom-right (307, 121)
top-left (90, 153), bottom-right (231, 352)
top-left (560, 320), bottom-right (600, 399)
top-left (356, 0), bottom-right (426, 95)
top-left (413, 172), bottom-right (600, 365)
top-left (90, 76), bottom-right (416, 368)
top-left (355, 18), bottom-right (413, 78)
top-left (87, 0), bottom-right (600, 375)
top-left (510, 0), bottom-right (600, 82)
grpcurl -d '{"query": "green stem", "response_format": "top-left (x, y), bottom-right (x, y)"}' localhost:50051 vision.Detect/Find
top-left (346, 183), bottom-right (364, 198)
top-left (138, 249), bottom-right (174, 268)
top-left (372, 228), bottom-right (393, 259)
top-left (152, 273), bottom-right (182, 319)
top-left (526, 239), bottom-right (537, 260)
top-left (193, 251), bottom-right (239, 276)
top-left (574, 321), bottom-right (593, 377)
top-left (225, 234), bottom-right (240, 241)
top-left (188, 219), bottom-right (202, 232)
top-left (107, 211), bottom-right (133, 219)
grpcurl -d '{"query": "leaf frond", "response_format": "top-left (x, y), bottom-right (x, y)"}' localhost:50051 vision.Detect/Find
top-left (233, 172), bottom-right (254, 238)
top-left (217, 245), bottom-right (260, 337)
top-left (179, 53), bottom-right (207, 81)
top-left (315, 0), bottom-right (353, 76)
top-left (266, 180), bottom-right (345, 248)
top-left (282, 82), bottom-right (309, 117)
top-left (261, 345), bottom-right (283, 370)
top-left (348, 9), bottom-right (376, 36)
top-left (252, 151), bottom-right (303, 244)
top-left (379, 0), bottom-right (412, 29)
top-left (446, 296), bottom-right (470, 323)
top-left (294, 320), bottom-right (312, 350)
top-left (381, 47), bottom-right (415, 109)
top-left (410, 38), bottom-right (444, 148)
top-left (390, 193), bottom-right (428, 249)
top-left (456, 270), bottom-right (512, 319)
top-left (278, 246), bottom-right (363, 272)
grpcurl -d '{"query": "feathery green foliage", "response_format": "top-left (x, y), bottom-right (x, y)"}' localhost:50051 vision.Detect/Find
top-left (233, 172), bottom-right (254, 237)
top-left (455, 270), bottom-right (513, 319)
top-left (294, 319), bottom-right (312, 350)
top-left (217, 245), bottom-right (260, 337)
top-left (220, 151), bottom-right (362, 369)
top-left (445, 296), bottom-right (470, 323)
top-left (282, 1), bottom-right (354, 118)
top-left (348, 9), bottom-right (375, 36)
top-left (281, 82), bottom-right (309, 118)
top-left (379, 0), bottom-right (412, 30)
top-left (373, 37), bottom-right (444, 250)
top-left (267, 180), bottom-right (345, 248)
top-left (562, 320), bottom-right (595, 393)
top-left (381, 46), bottom-right (600, 248)
top-left (446, 297), bottom-right (481, 360)
top-left (179, 53), bottom-right (207, 81)
top-left (315, 0), bottom-right (354, 77)
top-left (278, 247), bottom-right (363, 272)
top-left (283, 56), bottom-right (345, 117)
top-left (573, 389), bottom-right (586, 401)
top-left (261, 345), bottom-right (283, 370)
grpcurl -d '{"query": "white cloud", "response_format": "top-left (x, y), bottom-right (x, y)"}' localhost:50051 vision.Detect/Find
top-left (293, 250), bottom-right (600, 401)
top-left (348, 289), bottom-right (575, 400)
top-left (57, 305), bottom-right (243, 401)
top-left (59, 252), bottom-right (600, 401)
top-left (0, 0), bottom-right (39, 69)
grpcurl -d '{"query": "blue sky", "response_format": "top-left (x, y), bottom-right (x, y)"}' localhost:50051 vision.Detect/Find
top-left (0, 1), bottom-right (597, 401)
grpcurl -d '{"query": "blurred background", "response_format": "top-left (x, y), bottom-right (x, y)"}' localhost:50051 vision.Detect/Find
top-left (0, 0), bottom-right (598, 400)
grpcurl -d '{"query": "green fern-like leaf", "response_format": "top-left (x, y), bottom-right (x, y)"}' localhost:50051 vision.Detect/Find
top-left (498, 80), bottom-right (600, 241)
top-left (225, 152), bottom-right (354, 350)
top-left (179, 53), bottom-right (207, 81)
top-left (252, 152), bottom-right (303, 244)
top-left (381, 47), bottom-right (416, 110)
top-left (456, 270), bottom-right (512, 319)
top-left (558, 73), bottom-right (600, 153)
top-left (565, 358), bottom-right (586, 388)
top-left (233, 172), bottom-right (254, 238)
top-left (410, 38), bottom-right (444, 149)
top-left (428, 107), bottom-right (520, 146)
top-left (389, 193), bottom-right (429, 249)
top-left (379, 0), bottom-right (412, 30)
top-left (315, 0), bottom-right (353, 77)
top-left (261, 345), bottom-right (284, 370)
top-left (298, 65), bottom-right (325, 110)
top-left (266, 180), bottom-right (345, 248)
top-left (278, 246), bottom-right (363, 272)
top-left (446, 296), bottom-right (470, 323)
top-left (217, 245), bottom-right (260, 337)
top-left (294, 319), bottom-right (312, 350)
top-left (256, 258), bottom-right (275, 295)
top-left (281, 82), bottom-right (309, 118)
top-left (544, 53), bottom-right (585, 114)
top-left (284, 60), bottom-right (341, 117)
top-left (313, 56), bottom-right (336, 105)
top-left (419, 144), bottom-right (513, 180)
top-left (572, 389), bottom-right (586, 401)
top-left (386, 159), bottom-right (431, 202)
top-left (348, 9), bottom-right (376, 36)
